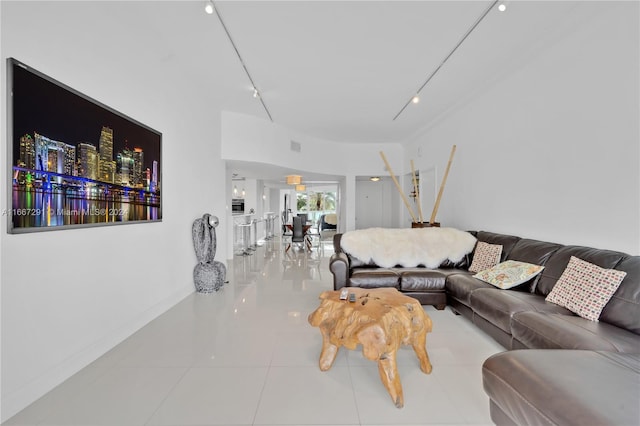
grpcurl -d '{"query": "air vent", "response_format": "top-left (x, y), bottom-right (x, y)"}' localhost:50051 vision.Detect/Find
top-left (290, 140), bottom-right (301, 153)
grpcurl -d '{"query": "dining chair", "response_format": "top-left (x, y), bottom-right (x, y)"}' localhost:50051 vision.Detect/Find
top-left (286, 216), bottom-right (306, 253)
top-left (318, 213), bottom-right (337, 253)
top-left (281, 212), bottom-right (292, 248)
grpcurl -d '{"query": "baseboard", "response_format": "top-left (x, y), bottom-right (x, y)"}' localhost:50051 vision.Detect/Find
top-left (1, 285), bottom-right (194, 422)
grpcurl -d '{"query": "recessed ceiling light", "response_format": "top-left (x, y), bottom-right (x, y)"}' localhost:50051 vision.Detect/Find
top-left (370, 176), bottom-right (381, 182)
top-left (205, 1), bottom-right (214, 14)
top-left (411, 95), bottom-right (420, 104)
top-left (498, 3), bottom-right (507, 12)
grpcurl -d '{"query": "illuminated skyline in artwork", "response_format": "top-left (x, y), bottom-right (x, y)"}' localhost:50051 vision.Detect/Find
top-left (9, 59), bottom-right (162, 231)
top-left (12, 61), bottom-right (161, 182)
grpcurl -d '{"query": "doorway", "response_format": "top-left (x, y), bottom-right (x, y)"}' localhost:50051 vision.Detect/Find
top-left (355, 177), bottom-right (399, 229)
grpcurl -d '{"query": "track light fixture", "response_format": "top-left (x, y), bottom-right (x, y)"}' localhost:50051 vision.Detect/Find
top-left (204, 0), bottom-right (214, 14)
top-left (209, 1), bottom-right (274, 122)
top-left (393, 0), bottom-right (500, 121)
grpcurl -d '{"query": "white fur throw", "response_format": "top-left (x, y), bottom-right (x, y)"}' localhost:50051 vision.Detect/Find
top-left (341, 227), bottom-right (477, 268)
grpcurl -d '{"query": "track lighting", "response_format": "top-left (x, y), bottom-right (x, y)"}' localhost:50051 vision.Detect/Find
top-left (393, 0), bottom-right (500, 121)
top-left (204, 1), bottom-right (214, 14)
top-left (212, 2), bottom-right (274, 122)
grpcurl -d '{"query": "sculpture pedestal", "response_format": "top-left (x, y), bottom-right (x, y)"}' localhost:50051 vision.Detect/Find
top-left (194, 261), bottom-right (226, 293)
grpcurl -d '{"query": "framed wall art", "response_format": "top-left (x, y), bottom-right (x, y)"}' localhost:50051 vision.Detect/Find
top-left (7, 58), bottom-right (162, 233)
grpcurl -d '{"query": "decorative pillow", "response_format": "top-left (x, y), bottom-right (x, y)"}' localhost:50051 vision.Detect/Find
top-left (474, 260), bottom-right (545, 289)
top-left (468, 242), bottom-right (503, 273)
top-left (545, 256), bottom-right (627, 322)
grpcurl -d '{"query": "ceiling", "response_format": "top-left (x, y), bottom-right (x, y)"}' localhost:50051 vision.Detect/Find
top-left (124, 0), bottom-right (587, 185)
top-left (212, 0), bottom-right (582, 144)
top-left (216, 0), bottom-right (493, 145)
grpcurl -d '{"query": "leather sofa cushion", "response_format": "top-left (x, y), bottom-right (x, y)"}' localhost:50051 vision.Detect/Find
top-left (475, 231), bottom-right (521, 262)
top-left (511, 311), bottom-right (640, 352)
top-left (599, 256), bottom-right (640, 335)
top-left (398, 269), bottom-right (446, 291)
top-left (445, 273), bottom-right (492, 305)
top-left (349, 268), bottom-right (399, 288)
top-left (507, 238), bottom-right (562, 265)
top-left (439, 257), bottom-right (469, 269)
top-left (470, 289), bottom-right (571, 333)
top-left (483, 350), bottom-right (640, 426)
top-left (534, 245), bottom-right (627, 296)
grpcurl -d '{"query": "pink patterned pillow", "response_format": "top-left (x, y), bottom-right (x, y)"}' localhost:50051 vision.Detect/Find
top-left (468, 242), bottom-right (503, 273)
top-left (545, 256), bottom-right (627, 321)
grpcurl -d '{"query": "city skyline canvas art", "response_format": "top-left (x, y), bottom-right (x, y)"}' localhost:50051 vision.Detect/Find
top-left (7, 58), bottom-right (162, 233)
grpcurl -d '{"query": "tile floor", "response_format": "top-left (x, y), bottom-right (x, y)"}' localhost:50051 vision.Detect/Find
top-left (5, 238), bottom-right (505, 426)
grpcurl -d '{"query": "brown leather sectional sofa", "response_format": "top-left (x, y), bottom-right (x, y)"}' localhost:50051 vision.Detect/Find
top-left (483, 349), bottom-right (639, 425)
top-left (329, 232), bottom-right (469, 309)
top-left (329, 230), bottom-right (640, 425)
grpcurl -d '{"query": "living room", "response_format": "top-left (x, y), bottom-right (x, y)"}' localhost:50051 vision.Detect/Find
top-left (1, 1), bottom-right (638, 424)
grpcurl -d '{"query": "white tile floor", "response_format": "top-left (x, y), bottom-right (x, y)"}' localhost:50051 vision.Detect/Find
top-left (5, 238), bottom-right (505, 426)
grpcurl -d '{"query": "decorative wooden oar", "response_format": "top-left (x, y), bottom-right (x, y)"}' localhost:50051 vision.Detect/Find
top-left (379, 151), bottom-right (417, 223)
top-left (410, 160), bottom-right (424, 223)
top-left (430, 145), bottom-right (457, 225)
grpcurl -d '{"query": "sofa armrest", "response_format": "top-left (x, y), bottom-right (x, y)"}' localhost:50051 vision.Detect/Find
top-left (330, 252), bottom-right (350, 290)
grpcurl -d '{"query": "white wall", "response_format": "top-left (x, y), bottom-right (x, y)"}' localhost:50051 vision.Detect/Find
top-left (222, 111), bottom-right (404, 177)
top-left (221, 111), bottom-right (405, 232)
top-left (0, 2), bottom-right (228, 420)
top-left (405, 2), bottom-right (639, 255)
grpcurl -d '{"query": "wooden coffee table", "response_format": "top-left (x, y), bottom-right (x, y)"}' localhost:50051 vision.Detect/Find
top-left (308, 287), bottom-right (433, 408)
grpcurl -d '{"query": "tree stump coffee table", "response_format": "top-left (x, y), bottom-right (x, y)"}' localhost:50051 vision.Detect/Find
top-left (308, 287), bottom-right (433, 408)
